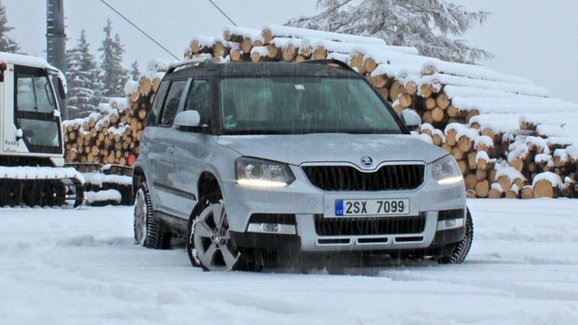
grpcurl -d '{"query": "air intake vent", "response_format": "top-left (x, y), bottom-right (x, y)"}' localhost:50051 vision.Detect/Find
top-left (302, 164), bottom-right (424, 191)
top-left (314, 214), bottom-right (426, 236)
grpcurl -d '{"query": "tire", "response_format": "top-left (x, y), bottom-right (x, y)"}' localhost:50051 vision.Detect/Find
top-left (187, 194), bottom-right (244, 271)
top-left (438, 208), bottom-right (474, 264)
top-left (133, 182), bottom-right (170, 249)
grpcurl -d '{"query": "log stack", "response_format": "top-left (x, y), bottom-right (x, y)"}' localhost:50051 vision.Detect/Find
top-left (63, 74), bottom-right (160, 166)
top-left (63, 24), bottom-right (578, 199)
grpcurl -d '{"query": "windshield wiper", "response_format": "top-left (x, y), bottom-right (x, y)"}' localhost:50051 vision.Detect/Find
top-left (225, 129), bottom-right (289, 135)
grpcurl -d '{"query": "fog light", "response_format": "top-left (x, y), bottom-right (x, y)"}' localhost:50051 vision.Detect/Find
top-left (261, 223), bottom-right (280, 233)
top-left (247, 223), bottom-right (297, 235)
top-left (437, 218), bottom-right (464, 231)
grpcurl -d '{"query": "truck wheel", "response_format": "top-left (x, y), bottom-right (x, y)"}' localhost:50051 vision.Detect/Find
top-left (187, 194), bottom-right (242, 271)
top-left (438, 208), bottom-right (474, 264)
top-left (133, 182), bottom-right (169, 249)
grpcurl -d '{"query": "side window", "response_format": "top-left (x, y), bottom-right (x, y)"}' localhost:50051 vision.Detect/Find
top-left (147, 81), bottom-right (170, 126)
top-left (160, 80), bottom-right (187, 126)
top-left (184, 80), bottom-right (210, 125)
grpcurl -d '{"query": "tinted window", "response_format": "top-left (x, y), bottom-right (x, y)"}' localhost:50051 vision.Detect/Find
top-left (161, 80), bottom-right (187, 126)
top-left (184, 80), bottom-right (210, 125)
top-left (148, 81), bottom-right (170, 126)
top-left (219, 78), bottom-right (402, 135)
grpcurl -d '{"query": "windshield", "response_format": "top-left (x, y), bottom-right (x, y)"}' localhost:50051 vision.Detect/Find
top-left (219, 77), bottom-right (402, 135)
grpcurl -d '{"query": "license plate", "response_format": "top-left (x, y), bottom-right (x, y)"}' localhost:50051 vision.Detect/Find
top-left (335, 199), bottom-right (410, 217)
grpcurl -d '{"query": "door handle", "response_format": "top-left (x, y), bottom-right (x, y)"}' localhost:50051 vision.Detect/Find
top-left (167, 147), bottom-right (176, 155)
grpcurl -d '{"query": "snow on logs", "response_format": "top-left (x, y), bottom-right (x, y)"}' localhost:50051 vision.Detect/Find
top-left (62, 25), bottom-right (577, 199)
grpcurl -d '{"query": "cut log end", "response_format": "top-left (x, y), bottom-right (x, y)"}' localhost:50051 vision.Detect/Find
top-left (533, 180), bottom-right (557, 198)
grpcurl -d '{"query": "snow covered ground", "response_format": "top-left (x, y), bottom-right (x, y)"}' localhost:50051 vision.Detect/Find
top-left (1, 199), bottom-right (577, 324)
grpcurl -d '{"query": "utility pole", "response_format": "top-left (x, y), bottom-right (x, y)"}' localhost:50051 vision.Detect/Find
top-left (46, 0), bottom-right (67, 118)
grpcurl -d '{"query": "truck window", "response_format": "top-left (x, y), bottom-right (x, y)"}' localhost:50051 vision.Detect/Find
top-left (14, 65), bottom-right (62, 153)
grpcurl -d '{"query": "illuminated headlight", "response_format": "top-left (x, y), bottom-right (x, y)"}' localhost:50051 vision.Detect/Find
top-left (235, 157), bottom-right (295, 187)
top-left (431, 155), bottom-right (463, 185)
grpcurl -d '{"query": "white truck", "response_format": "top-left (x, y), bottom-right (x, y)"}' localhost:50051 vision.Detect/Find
top-left (0, 52), bottom-right (84, 207)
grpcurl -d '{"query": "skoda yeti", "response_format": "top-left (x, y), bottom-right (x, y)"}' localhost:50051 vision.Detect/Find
top-left (132, 59), bottom-right (473, 271)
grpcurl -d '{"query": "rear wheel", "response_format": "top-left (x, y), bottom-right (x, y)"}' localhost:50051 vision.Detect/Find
top-left (438, 208), bottom-right (474, 264)
top-left (133, 182), bottom-right (170, 249)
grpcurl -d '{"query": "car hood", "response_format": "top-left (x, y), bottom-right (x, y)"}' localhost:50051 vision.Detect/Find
top-left (217, 134), bottom-right (447, 168)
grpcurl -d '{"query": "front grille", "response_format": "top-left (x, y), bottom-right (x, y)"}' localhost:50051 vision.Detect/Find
top-left (302, 164), bottom-right (424, 191)
top-left (314, 214), bottom-right (426, 236)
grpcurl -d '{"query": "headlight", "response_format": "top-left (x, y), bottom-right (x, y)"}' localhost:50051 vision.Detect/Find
top-left (235, 157), bottom-right (295, 187)
top-left (431, 155), bottom-right (463, 185)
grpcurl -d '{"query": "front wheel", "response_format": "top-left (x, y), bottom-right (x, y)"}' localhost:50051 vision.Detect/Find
top-left (187, 195), bottom-right (241, 271)
top-left (438, 208), bottom-right (474, 264)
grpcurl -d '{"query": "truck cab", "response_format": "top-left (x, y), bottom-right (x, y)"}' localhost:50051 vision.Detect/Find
top-left (0, 52), bottom-right (66, 166)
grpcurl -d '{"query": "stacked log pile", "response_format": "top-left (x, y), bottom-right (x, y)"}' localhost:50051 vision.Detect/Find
top-left (63, 73), bottom-right (162, 166)
top-left (63, 25), bottom-right (578, 199)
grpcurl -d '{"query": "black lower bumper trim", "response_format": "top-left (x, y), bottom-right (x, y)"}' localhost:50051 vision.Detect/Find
top-left (429, 227), bottom-right (466, 249)
top-left (230, 231), bottom-right (301, 252)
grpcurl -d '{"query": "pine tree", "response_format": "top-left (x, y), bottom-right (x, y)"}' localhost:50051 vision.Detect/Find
top-left (130, 61), bottom-right (140, 81)
top-left (287, 0), bottom-right (491, 64)
top-left (99, 19), bottom-right (129, 97)
top-left (66, 30), bottom-right (103, 119)
top-left (0, 0), bottom-right (20, 53)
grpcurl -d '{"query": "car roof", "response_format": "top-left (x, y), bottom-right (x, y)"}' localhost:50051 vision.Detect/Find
top-left (167, 61), bottom-right (361, 80)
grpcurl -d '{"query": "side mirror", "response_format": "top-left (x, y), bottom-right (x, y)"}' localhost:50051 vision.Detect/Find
top-left (57, 77), bottom-right (66, 100)
top-left (400, 109), bottom-right (421, 132)
top-left (174, 110), bottom-right (201, 130)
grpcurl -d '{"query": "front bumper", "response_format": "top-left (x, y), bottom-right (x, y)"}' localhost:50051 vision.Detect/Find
top-left (223, 164), bottom-right (467, 253)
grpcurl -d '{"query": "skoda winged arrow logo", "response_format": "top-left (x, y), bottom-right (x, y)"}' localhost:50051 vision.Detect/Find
top-left (361, 156), bottom-right (373, 167)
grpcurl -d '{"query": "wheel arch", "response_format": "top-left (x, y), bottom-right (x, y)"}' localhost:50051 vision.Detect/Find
top-left (197, 171), bottom-right (222, 200)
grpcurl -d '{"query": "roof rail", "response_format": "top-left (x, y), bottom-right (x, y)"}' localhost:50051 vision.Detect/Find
top-left (166, 57), bottom-right (214, 74)
top-left (300, 59), bottom-right (357, 73)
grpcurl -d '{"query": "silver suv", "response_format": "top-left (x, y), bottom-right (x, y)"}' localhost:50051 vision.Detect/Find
top-left (132, 59), bottom-right (473, 271)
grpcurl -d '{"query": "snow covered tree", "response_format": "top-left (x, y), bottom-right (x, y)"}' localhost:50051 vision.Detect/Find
top-left (99, 19), bottom-right (129, 97)
top-left (66, 30), bottom-right (103, 119)
top-left (287, 0), bottom-right (491, 64)
top-left (130, 61), bottom-right (140, 81)
top-left (0, 0), bottom-right (20, 53)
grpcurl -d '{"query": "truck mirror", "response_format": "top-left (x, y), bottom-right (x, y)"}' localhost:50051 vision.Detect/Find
top-left (57, 78), bottom-right (66, 99)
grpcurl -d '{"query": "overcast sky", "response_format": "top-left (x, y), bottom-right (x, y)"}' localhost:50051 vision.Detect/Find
top-left (4, 0), bottom-right (578, 103)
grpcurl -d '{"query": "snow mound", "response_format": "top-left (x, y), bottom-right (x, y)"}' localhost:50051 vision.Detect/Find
top-left (85, 190), bottom-right (122, 204)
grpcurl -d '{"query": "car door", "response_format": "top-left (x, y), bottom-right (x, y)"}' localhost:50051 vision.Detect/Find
top-left (150, 78), bottom-right (190, 216)
top-left (140, 80), bottom-right (169, 207)
top-left (167, 79), bottom-right (212, 218)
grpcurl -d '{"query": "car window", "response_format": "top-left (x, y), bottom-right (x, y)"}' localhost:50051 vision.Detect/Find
top-left (160, 80), bottom-right (187, 126)
top-left (148, 81), bottom-right (170, 126)
top-left (220, 77), bottom-right (402, 134)
top-left (183, 80), bottom-right (210, 125)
